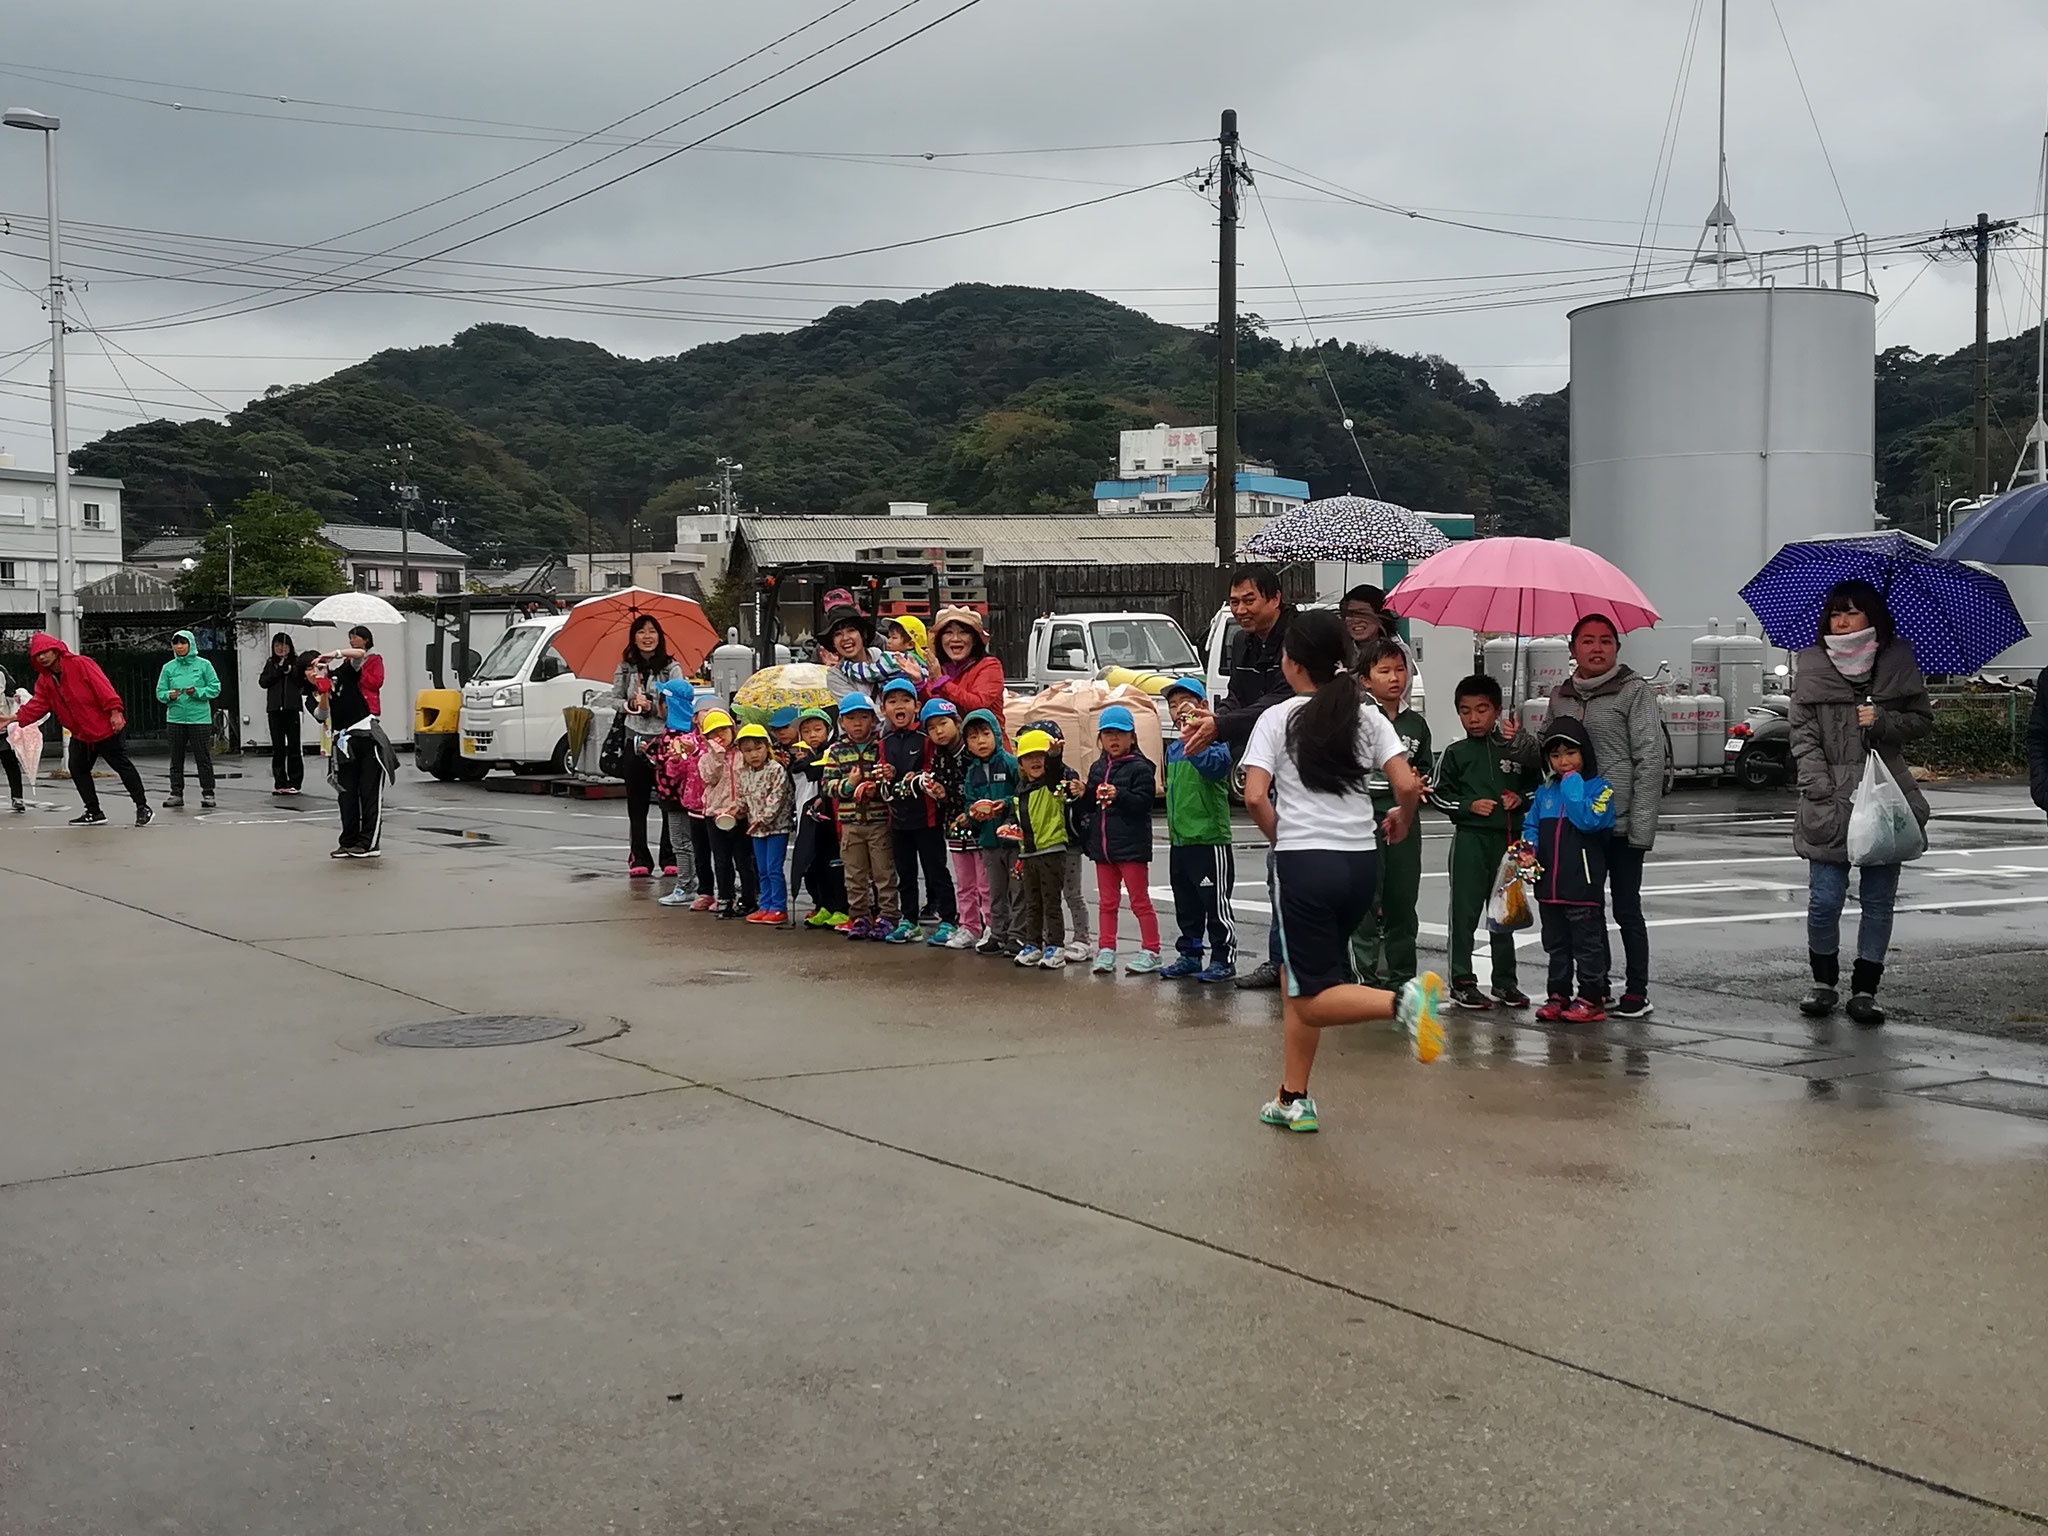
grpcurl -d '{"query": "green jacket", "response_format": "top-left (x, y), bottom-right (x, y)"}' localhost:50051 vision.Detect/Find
top-left (155, 631), bottom-right (221, 726)
top-left (1163, 737), bottom-right (1233, 846)
top-left (1368, 705), bottom-right (1431, 810)
top-left (1016, 764), bottom-right (1077, 856)
top-left (1430, 731), bottom-right (1530, 835)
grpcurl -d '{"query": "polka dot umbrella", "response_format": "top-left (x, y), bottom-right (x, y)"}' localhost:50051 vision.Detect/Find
top-left (1738, 532), bottom-right (2030, 675)
top-left (1239, 495), bottom-right (1451, 563)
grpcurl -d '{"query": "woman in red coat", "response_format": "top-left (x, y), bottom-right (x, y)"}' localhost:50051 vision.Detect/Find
top-left (923, 606), bottom-right (1006, 719)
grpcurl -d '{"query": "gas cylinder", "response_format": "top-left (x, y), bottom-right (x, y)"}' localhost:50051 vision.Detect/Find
top-left (1691, 621), bottom-right (1725, 697)
top-left (1715, 620), bottom-right (1766, 722)
top-left (708, 626), bottom-right (757, 702)
top-left (1659, 689), bottom-right (1700, 773)
top-left (1693, 690), bottom-right (1726, 776)
top-left (1526, 636), bottom-right (1572, 700)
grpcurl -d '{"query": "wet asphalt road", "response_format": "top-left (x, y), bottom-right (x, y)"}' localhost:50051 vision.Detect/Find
top-left (3, 756), bottom-right (2046, 1532)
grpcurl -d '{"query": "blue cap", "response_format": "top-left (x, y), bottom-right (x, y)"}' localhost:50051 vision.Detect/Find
top-left (1096, 704), bottom-right (1137, 734)
top-left (657, 678), bottom-right (696, 731)
top-left (837, 692), bottom-right (876, 715)
top-left (880, 676), bottom-right (919, 698)
top-left (766, 705), bottom-right (800, 729)
top-left (1162, 675), bottom-right (1207, 703)
top-left (919, 698), bottom-right (958, 725)
top-left (692, 692), bottom-right (720, 714)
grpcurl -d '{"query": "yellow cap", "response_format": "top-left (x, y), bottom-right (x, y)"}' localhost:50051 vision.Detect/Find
top-left (734, 722), bottom-right (770, 743)
top-left (700, 709), bottom-right (735, 733)
top-left (1015, 729), bottom-right (1053, 756)
top-left (887, 614), bottom-right (928, 653)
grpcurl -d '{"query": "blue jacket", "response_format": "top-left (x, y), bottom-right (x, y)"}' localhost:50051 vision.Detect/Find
top-left (1529, 718), bottom-right (1616, 905)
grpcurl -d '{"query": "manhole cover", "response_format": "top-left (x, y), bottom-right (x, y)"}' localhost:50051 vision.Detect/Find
top-left (377, 1016), bottom-right (582, 1049)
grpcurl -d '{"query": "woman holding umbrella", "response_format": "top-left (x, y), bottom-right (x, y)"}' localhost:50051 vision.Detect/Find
top-left (611, 615), bottom-right (686, 877)
top-left (1790, 581), bottom-right (1931, 1025)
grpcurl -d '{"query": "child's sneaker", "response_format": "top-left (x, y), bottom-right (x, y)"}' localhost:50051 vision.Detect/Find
top-left (1196, 961), bottom-right (1237, 983)
top-left (1259, 1092), bottom-right (1318, 1132)
top-left (1158, 954), bottom-right (1204, 979)
top-left (1061, 938), bottom-right (1093, 963)
top-left (1449, 981), bottom-right (1493, 1011)
top-left (663, 864), bottom-right (679, 878)
top-left (1013, 945), bottom-right (1043, 966)
top-left (925, 922), bottom-right (958, 947)
top-left (1534, 994), bottom-right (1569, 1022)
top-left (200, 792), bottom-right (216, 809)
top-left (844, 918), bottom-right (872, 941)
top-left (1039, 949), bottom-right (1067, 970)
top-left (1125, 950), bottom-right (1162, 975)
top-left (1395, 972), bottom-right (1447, 1064)
top-left (974, 933), bottom-right (1007, 956)
top-left (1091, 948), bottom-right (1117, 975)
top-left (829, 912), bottom-right (853, 929)
top-left (744, 909), bottom-right (784, 924)
top-left (804, 907), bottom-right (834, 929)
top-left (690, 895), bottom-right (717, 912)
top-left (1491, 984), bottom-right (1531, 1009)
top-left (882, 918), bottom-right (915, 944)
top-left (943, 925), bottom-right (978, 950)
top-left (657, 885), bottom-right (693, 907)
top-left (1610, 994), bottom-right (1653, 1019)
top-left (1562, 997), bottom-right (1608, 1024)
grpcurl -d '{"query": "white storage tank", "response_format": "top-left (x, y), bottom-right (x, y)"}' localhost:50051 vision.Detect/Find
top-left (1527, 636), bottom-right (1573, 700)
top-left (1570, 284), bottom-right (1877, 683)
top-left (1693, 690), bottom-right (1726, 776)
top-left (1482, 637), bottom-right (1525, 704)
top-left (1716, 619), bottom-right (1767, 720)
top-left (1691, 621), bottom-right (1725, 694)
top-left (1659, 689), bottom-right (1700, 773)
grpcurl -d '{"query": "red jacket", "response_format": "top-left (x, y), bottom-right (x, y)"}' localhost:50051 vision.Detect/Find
top-left (924, 655), bottom-right (1005, 719)
top-left (13, 632), bottom-right (127, 743)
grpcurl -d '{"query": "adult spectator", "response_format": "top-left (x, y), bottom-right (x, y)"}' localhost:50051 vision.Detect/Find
top-left (156, 629), bottom-right (221, 811)
top-left (1791, 581), bottom-right (1931, 1026)
top-left (1529, 614), bottom-right (1666, 1018)
top-left (2030, 666), bottom-right (2046, 819)
top-left (0, 664), bottom-right (25, 812)
top-left (11, 631), bottom-right (153, 826)
top-left (259, 632), bottom-right (308, 796)
top-left (922, 607), bottom-right (1005, 718)
top-left (1179, 563), bottom-right (1294, 990)
top-left (1341, 583), bottom-right (1419, 693)
top-left (320, 626), bottom-right (390, 858)
top-left (609, 614), bottom-right (685, 878)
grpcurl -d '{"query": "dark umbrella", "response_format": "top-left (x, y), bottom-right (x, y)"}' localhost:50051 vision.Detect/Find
top-left (1239, 495), bottom-right (1450, 563)
top-left (235, 596), bottom-right (313, 622)
top-left (1932, 482), bottom-right (2048, 566)
top-left (1738, 532), bottom-right (2030, 675)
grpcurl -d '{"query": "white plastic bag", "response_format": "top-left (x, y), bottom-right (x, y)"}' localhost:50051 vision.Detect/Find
top-left (1845, 753), bottom-right (1924, 867)
top-left (1484, 849), bottom-right (1534, 933)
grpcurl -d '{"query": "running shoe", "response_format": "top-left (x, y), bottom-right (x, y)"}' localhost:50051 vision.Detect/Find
top-left (690, 895), bottom-right (717, 912)
top-left (829, 912), bottom-right (853, 929)
top-left (1234, 960), bottom-right (1282, 991)
top-left (1491, 985), bottom-right (1531, 1009)
top-left (1561, 998), bottom-right (1607, 1024)
top-left (628, 864), bottom-right (652, 878)
top-left (1158, 955), bottom-right (1204, 979)
top-left (328, 845), bottom-right (352, 859)
top-left (1449, 981), bottom-right (1493, 1011)
top-left (1091, 948), bottom-right (1117, 975)
top-left (201, 792), bottom-right (216, 809)
top-left (70, 811), bottom-right (108, 826)
top-left (1038, 949), bottom-right (1067, 970)
top-left (165, 795), bottom-right (184, 810)
top-left (926, 922), bottom-right (958, 947)
top-left (1396, 972), bottom-right (1447, 1064)
top-left (348, 845), bottom-right (382, 859)
top-left (845, 918), bottom-right (873, 941)
top-left (804, 908), bottom-right (835, 929)
top-left (943, 925), bottom-right (978, 950)
top-left (134, 805), bottom-right (154, 827)
top-left (1196, 962), bottom-right (1237, 983)
top-left (1259, 1093), bottom-right (1319, 1133)
top-left (744, 909), bottom-right (784, 924)
top-left (1534, 995), bottom-right (1568, 1022)
top-left (1125, 950), bottom-right (1162, 975)
top-left (882, 918), bottom-right (916, 945)
top-left (974, 933), bottom-right (1007, 957)
top-left (1610, 994), bottom-right (1654, 1019)
top-left (662, 864), bottom-right (679, 878)
top-left (657, 885), bottom-right (694, 907)
top-left (1013, 945), bottom-right (1043, 967)
top-left (1061, 938), bottom-right (1093, 963)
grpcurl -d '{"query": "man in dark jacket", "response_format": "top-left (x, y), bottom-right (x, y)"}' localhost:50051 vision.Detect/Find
top-left (258, 632), bottom-right (307, 795)
top-left (2030, 667), bottom-right (2047, 819)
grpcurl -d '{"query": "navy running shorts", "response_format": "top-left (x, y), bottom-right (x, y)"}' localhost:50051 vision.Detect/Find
top-left (1273, 847), bottom-right (1379, 998)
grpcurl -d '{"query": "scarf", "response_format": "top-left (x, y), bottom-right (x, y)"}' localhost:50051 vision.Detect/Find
top-left (1571, 663), bottom-right (1619, 691)
top-left (1823, 627), bottom-right (1879, 683)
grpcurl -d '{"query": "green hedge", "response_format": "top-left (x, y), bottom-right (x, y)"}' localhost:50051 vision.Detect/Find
top-left (1912, 694), bottom-right (2027, 775)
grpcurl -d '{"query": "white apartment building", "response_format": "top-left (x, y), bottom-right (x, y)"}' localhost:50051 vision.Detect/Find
top-left (0, 462), bottom-right (125, 625)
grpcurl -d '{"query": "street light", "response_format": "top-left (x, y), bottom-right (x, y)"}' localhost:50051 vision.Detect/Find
top-left (4, 107), bottom-right (74, 651)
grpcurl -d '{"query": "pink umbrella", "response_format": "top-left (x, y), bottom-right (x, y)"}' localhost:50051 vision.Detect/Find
top-left (1384, 536), bottom-right (1659, 635)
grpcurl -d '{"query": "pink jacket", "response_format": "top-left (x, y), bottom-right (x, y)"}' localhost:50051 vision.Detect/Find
top-left (697, 738), bottom-right (738, 818)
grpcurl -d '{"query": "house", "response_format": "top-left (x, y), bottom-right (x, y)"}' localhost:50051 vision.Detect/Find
top-left (1093, 424), bottom-right (1311, 521)
top-left (0, 460), bottom-right (126, 625)
top-left (320, 523), bottom-right (469, 595)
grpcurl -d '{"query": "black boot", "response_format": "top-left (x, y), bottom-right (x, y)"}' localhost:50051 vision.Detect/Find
top-left (1845, 959), bottom-right (1885, 1026)
top-left (1798, 951), bottom-right (1839, 1017)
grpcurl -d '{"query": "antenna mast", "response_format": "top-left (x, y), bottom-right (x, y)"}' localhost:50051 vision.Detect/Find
top-left (1691, 0), bottom-right (1750, 285)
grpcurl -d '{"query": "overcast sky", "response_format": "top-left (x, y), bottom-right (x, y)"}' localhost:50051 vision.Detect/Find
top-left (0, 0), bottom-right (2042, 470)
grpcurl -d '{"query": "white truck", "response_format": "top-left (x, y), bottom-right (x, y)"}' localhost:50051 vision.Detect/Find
top-left (449, 615), bottom-right (615, 778)
top-left (1020, 611), bottom-right (1205, 691)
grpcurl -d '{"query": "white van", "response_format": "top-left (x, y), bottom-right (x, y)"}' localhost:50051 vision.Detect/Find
top-left (455, 616), bottom-right (613, 776)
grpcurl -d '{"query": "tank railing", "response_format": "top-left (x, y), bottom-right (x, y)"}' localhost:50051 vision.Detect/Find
top-left (1744, 235), bottom-right (1874, 293)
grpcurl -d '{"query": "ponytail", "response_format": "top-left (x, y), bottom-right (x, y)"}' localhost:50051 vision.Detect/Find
top-left (1282, 609), bottom-right (1371, 795)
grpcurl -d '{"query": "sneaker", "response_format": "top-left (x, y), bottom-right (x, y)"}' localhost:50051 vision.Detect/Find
top-left (329, 845), bottom-right (353, 859)
top-left (1196, 961), bottom-right (1237, 983)
top-left (1039, 950), bottom-right (1067, 970)
top-left (690, 895), bottom-right (717, 912)
top-left (1125, 950), bottom-right (1162, 975)
top-left (201, 793), bottom-right (216, 809)
top-left (752, 909), bottom-right (788, 924)
top-left (926, 922), bottom-right (958, 947)
top-left (1090, 948), bottom-right (1117, 974)
top-left (1449, 981), bottom-right (1493, 1011)
top-left (1561, 997), bottom-right (1607, 1024)
top-left (355, 845), bottom-right (383, 859)
top-left (1014, 945), bottom-right (1044, 967)
top-left (1259, 1093), bottom-right (1319, 1133)
top-left (1610, 994), bottom-right (1653, 1019)
top-left (1534, 995), bottom-right (1568, 1023)
top-left (943, 925), bottom-right (979, 950)
top-left (1491, 984), bottom-right (1531, 1009)
top-left (1234, 960), bottom-right (1282, 991)
top-left (272, 787), bottom-right (289, 797)
top-left (882, 918), bottom-right (915, 945)
top-left (657, 885), bottom-right (694, 907)
top-left (628, 864), bottom-right (652, 879)
top-left (1396, 972), bottom-right (1447, 1064)
top-left (1159, 955), bottom-right (1204, 979)
top-left (845, 919), bottom-right (873, 941)
top-left (975, 933), bottom-right (1008, 957)
top-left (164, 795), bottom-right (184, 810)
top-left (1845, 992), bottom-right (1886, 1027)
top-left (663, 864), bottom-right (679, 878)
top-left (70, 810), bottom-right (108, 826)
top-left (804, 907), bottom-right (834, 929)
top-left (829, 912), bottom-right (855, 930)
top-left (134, 805), bottom-right (154, 828)
top-left (9, 797), bottom-right (23, 814)
top-left (1062, 938), bottom-right (1093, 963)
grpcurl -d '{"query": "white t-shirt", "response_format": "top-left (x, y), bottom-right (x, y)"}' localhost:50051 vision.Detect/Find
top-left (1242, 694), bottom-right (1407, 852)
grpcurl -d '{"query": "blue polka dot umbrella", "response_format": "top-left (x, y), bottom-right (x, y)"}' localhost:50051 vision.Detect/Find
top-left (1239, 495), bottom-right (1451, 563)
top-left (1738, 532), bottom-right (2030, 675)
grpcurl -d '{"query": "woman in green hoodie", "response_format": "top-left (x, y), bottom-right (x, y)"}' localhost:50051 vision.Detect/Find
top-left (156, 629), bottom-right (221, 809)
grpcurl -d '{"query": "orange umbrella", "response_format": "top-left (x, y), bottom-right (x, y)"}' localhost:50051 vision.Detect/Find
top-left (551, 588), bottom-right (720, 682)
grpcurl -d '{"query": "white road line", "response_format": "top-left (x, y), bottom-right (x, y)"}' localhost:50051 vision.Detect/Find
top-left (551, 845), bottom-right (624, 852)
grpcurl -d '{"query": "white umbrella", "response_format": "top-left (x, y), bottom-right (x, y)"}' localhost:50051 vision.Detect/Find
top-left (304, 591), bottom-right (405, 626)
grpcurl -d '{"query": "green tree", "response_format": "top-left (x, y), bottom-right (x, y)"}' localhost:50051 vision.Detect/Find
top-left (175, 490), bottom-right (345, 599)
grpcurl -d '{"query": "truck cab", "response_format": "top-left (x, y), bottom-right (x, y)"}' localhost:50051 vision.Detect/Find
top-left (455, 616), bottom-right (611, 776)
top-left (1203, 602), bottom-right (1425, 714)
top-left (1024, 611), bottom-right (1204, 689)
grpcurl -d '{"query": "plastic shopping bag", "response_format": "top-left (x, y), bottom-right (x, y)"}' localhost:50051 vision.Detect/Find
top-left (1845, 753), bottom-right (1924, 867)
top-left (1484, 847), bottom-right (1535, 933)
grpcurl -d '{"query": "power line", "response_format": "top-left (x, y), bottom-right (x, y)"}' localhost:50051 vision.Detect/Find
top-left (1630, 0), bottom-right (1707, 292)
top-left (1765, 0), bottom-right (1857, 237)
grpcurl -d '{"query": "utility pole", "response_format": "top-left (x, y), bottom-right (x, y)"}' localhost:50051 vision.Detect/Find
top-left (1974, 213), bottom-right (1993, 496)
top-left (4, 111), bottom-right (74, 648)
top-left (1213, 108), bottom-right (1242, 568)
top-left (388, 442), bottom-right (419, 594)
top-left (713, 456), bottom-right (742, 538)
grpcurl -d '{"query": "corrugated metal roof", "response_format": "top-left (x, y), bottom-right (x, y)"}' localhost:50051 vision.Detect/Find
top-left (736, 512), bottom-right (1273, 569)
top-left (320, 522), bottom-right (469, 561)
